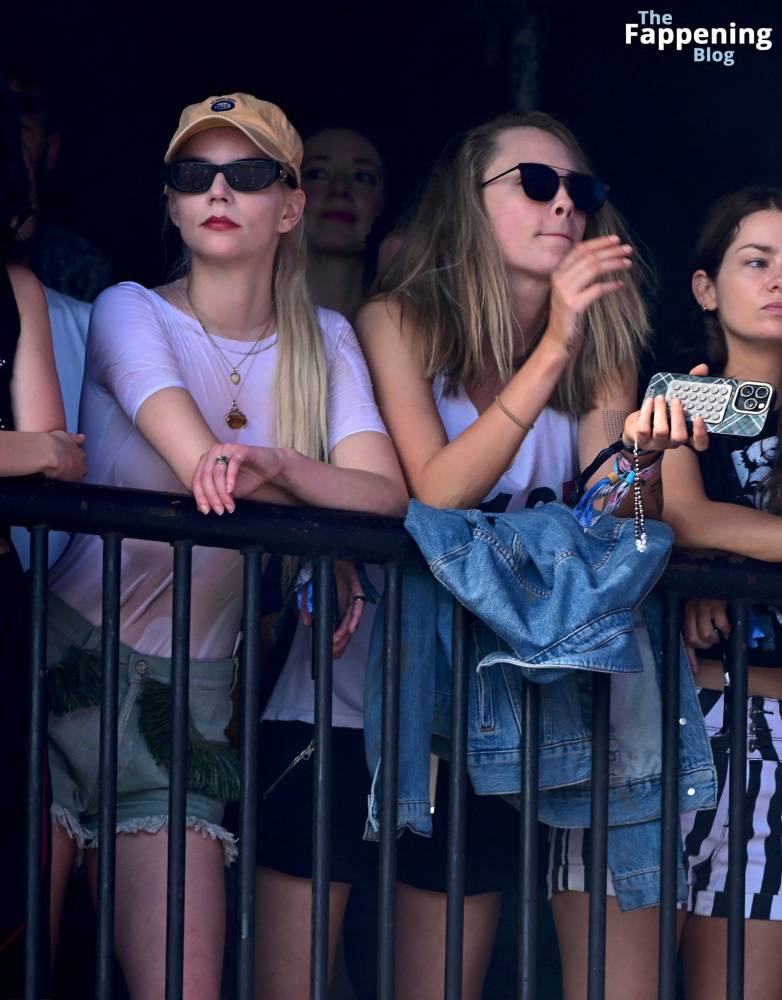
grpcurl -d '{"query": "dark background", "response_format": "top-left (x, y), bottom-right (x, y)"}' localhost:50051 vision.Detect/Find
top-left (6, 0), bottom-right (782, 368)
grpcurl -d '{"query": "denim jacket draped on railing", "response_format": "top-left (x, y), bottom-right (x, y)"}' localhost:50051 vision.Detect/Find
top-left (364, 501), bottom-right (717, 845)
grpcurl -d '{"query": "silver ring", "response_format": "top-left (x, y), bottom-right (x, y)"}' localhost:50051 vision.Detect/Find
top-left (351, 594), bottom-right (367, 604)
top-left (215, 455), bottom-right (230, 466)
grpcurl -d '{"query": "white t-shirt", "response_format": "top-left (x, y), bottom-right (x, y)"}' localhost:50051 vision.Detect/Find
top-left (49, 281), bottom-right (388, 660)
top-left (13, 287), bottom-right (91, 570)
top-left (263, 373), bottom-right (580, 729)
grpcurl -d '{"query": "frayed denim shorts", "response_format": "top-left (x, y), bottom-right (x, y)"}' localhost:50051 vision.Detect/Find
top-left (46, 593), bottom-right (239, 865)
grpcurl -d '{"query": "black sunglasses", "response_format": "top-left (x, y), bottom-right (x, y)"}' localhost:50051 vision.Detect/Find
top-left (162, 158), bottom-right (297, 193)
top-left (480, 162), bottom-right (609, 215)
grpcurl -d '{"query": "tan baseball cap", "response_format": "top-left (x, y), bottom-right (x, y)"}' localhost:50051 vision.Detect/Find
top-left (164, 93), bottom-right (303, 185)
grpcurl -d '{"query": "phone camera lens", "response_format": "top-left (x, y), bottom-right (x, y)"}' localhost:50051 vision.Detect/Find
top-left (743, 399), bottom-right (759, 411)
top-left (740, 385), bottom-right (754, 397)
top-left (756, 386), bottom-right (770, 399)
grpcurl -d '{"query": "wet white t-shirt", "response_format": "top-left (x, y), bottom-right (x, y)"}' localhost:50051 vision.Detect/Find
top-left (263, 374), bottom-right (580, 729)
top-left (49, 282), bottom-right (388, 660)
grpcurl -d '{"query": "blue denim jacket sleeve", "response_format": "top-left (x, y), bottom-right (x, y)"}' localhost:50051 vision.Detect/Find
top-left (364, 563), bottom-right (441, 839)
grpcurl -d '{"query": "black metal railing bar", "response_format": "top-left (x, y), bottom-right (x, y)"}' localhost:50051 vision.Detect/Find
top-left (96, 533), bottom-right (121, 999)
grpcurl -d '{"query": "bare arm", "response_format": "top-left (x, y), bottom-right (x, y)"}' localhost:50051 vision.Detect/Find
top-left (578, 377), bottom-right (670, 519)
top-left (191, 433), bottom-right (407, 517)
top-left (0, 266), bottom-right (85, 480)
top-left (662, 443), bottom-right (782, 562)
top-left (135, 386), bottom-right (297, 504)
top-left (139, 388), bottom-right (407, 517)
top-left (282, 432), bottom-right (407, 515)
top-left (9, 266), bottom-right (65, 432)
top-left (577, 376), bottom-right (648, 517)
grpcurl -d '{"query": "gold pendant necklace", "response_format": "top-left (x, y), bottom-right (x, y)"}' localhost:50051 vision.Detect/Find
top-left (185, 285), bottom-right (274, 429)
top-left (226, 402), bottom-right (247, 430)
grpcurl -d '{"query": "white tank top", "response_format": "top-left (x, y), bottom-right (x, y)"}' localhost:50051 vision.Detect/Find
top-left (263, 376), bottom-right (580, 728)
top-left (433, 375), bottom-right (580, 511)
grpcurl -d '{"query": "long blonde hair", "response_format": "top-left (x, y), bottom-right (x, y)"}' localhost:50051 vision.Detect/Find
top-left (272, 221), bottom-right (329, 462)
top-left (273, 223), bottom-right (329, 589)
top-left (378, 111), bottom-right (651, 414)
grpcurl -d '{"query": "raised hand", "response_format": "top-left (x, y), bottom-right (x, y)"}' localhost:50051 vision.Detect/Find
top-left (544, 235), bottom-right (634, 358)
top-left (623, 364), bottom-right (711, 453)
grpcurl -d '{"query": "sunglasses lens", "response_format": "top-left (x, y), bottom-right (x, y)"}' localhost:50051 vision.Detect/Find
top-left (518, 163), bottom-right (561, 203)
top-left (223, 160), bottom-right (280, 192)
top-left (516, 164), bottom-right (608, 215)
top-left (163, 160), bottom-right (285, 193)
top-left (164, 161), bottom-right (216, 193)
top-left (566, 174), bottom-right (609, 215)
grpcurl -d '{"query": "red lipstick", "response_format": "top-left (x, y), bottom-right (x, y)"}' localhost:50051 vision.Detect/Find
top-left (202, 216), bottom-right (239, 230)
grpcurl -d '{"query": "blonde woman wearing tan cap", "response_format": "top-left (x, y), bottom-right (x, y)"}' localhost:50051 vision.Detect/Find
top-left (45, 93), bottom-right (405, 999)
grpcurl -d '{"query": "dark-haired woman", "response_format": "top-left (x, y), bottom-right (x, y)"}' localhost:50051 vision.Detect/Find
top-left (660, 187), bottom-right (782, 1000)
top-left (357, 110), bottom-right (701, 1000)
top-left (0, 81), bottom-right (85, 997)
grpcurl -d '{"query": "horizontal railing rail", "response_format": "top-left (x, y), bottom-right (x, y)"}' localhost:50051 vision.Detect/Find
top-left (2, 477), bottom-right (780, 1000)
top-left (0, 477), bottom-right (424, 564)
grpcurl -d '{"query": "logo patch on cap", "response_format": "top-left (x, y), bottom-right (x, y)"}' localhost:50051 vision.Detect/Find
top-left (210, 99), bottom-right (236, 113)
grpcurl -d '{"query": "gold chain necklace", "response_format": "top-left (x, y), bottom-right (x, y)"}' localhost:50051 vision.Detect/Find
top-left (185, 286), bottom-right (274, 429)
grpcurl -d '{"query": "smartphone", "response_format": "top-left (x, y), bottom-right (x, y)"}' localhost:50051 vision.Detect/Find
top-left (644, 372), bottom-right (775, 436)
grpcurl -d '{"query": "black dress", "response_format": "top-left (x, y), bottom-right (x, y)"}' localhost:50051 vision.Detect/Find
top-left (0, 265), bottom-right (51, 996)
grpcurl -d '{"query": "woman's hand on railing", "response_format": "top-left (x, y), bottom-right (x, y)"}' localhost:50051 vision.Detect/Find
top-left (298, 560), bottom-right (367, 660)
top-left (192, 443), bottom-right (285, 514)
top-left (682, 596), bottom-right (731, 673)
top-left (45, 431), bottom-right (87, 481)
top-left (621, 364), bottom-right (710, 454)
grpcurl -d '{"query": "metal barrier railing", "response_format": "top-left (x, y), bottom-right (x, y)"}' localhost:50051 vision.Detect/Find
top-left (2, 476), bottom-right (780, 1000)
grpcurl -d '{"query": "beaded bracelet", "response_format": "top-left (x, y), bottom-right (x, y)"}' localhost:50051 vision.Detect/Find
top-left (615, 450), bottom-right (663, 479)
top-left (572, 441), bottom-right (662, 552)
